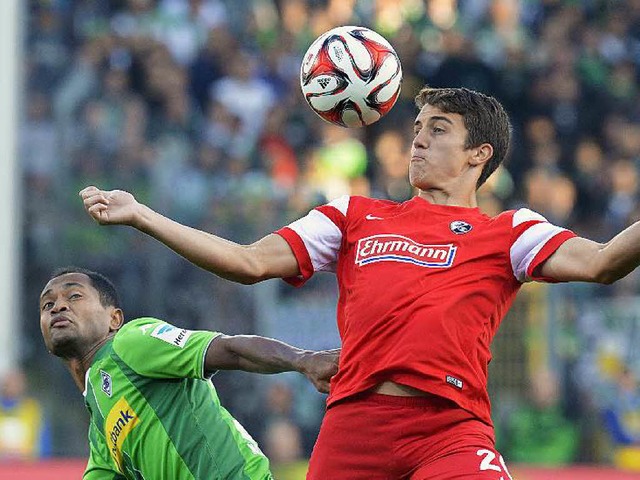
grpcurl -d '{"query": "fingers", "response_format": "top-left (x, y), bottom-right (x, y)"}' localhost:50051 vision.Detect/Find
top-left (82, 192), bottom-right (109, 209)
top-left (79, 186), bottom-right (111, 206)
top-left (309, 365), bottom-right (337, 394)
top-left (323, 348), bottom-right (341, 355)
top-left (316, 381), bottom-right (330, 394)
top-left (79, 185), bottom-right (101, 199)
top-left (80, 185), bottom-right (110, 211)
top-left (87, 203), bottom-right (108, 223)
top-left (87, 203), bottom-right (107, 216)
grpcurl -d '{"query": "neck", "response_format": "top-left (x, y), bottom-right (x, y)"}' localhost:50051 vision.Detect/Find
top-left (64, 333), bottom-right (115, 392)
top-left (417, 188), bottom-right (478, 208)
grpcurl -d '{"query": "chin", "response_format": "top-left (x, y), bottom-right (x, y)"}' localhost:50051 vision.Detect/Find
top-left (48, 335), bottom-right (79, 359)
top-left (409, 177), bottom-right (429, 191)
top-left (409, 168), bottom-right (429, 188)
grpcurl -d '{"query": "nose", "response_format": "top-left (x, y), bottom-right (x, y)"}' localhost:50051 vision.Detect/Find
top-left (412, 128), bottom-right (427, 150)
top-left (51, 300), bottom-right (69, 314)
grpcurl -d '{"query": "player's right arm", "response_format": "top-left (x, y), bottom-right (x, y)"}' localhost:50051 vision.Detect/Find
top-left (79, 186), bottom-right (299, 284)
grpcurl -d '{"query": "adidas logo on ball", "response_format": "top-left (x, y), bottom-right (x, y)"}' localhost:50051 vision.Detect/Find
top-left (318, 78), bottom-right (331, 89)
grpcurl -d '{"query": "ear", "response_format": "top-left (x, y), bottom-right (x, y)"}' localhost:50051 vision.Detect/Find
top-left (109, 308), bottom-right (125, 332)
top-left (469, 143), bottom-right (493, 167)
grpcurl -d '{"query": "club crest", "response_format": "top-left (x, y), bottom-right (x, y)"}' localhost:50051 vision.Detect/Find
top-left (101, 370), bottom-right (112, 397)
top-left (450, 221), bottom-right (472, 235)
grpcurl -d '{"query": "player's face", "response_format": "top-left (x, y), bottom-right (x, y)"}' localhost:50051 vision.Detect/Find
top-left (39, 273), bottom-right (116, 359)
top-left (409, 105), bottom-right (472, 191)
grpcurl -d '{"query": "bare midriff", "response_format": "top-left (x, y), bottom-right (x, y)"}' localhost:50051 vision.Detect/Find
top-left (373, 381), bottom-right (430, 397)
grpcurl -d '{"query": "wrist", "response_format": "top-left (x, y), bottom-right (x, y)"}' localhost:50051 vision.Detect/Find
top-left (293, 350), bottom-right (312, 374)
top-left (132, 203), bottom-right (154, 232)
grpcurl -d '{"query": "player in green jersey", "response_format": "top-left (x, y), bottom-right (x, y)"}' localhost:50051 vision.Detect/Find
top-left (39, 266), bottom-right (339, 480)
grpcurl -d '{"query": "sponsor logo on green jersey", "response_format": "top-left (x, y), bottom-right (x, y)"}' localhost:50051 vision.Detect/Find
top-left (105, 397), bottom-right (140, 472)
top-left (150, 323), bottom-right (193, 348)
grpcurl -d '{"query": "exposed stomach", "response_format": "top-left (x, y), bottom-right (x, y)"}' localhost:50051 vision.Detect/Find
top-left (373, 381), bottom-right (430, 396)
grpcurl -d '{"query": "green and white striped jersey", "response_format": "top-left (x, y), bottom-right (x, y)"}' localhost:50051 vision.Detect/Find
top-left (82, 317), bottom-right (273, 480)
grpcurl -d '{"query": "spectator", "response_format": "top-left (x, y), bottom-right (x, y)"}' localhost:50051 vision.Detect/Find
top-left (0, 369), bottom-right (50, 461)
top-left (602, 368), bottom-right (640, 471)
top-left (498, 369), bottom-right (579, 466)
top-left (263, 382), bottom-right (304, 466)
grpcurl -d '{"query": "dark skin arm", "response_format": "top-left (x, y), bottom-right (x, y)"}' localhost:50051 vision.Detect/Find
top-left (205, 334), bottom-right (339, 394)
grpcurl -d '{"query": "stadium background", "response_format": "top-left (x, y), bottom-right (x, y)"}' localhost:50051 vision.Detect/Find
top-left (3, 0), bottom-right (640, 478)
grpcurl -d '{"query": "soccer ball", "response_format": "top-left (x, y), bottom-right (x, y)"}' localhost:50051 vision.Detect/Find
top-left (300, 26), bottom-right (402, 128)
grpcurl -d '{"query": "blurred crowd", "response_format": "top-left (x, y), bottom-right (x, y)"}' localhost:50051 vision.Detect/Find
top-left (18, 0), bottom-right (640, 469)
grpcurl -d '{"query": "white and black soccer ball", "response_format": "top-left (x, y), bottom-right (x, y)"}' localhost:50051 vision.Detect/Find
top-left (300, 26), bottom-right (402, 128)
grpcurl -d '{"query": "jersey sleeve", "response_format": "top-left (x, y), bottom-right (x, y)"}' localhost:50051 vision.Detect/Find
top-left (275, 195), bottom-right (350, 286)
top-left (509, 208), bottom-right (577, 283)
top-left (112, 318), bottom-right (220, 380)
top-left (84, 424), bottom-right (126, 480)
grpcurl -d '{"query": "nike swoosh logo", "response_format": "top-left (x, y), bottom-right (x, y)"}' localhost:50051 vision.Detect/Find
top-left (365, 214), bottom-right (384, 220)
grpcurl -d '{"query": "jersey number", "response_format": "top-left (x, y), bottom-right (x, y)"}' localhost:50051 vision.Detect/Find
top-left (476, 449), bottom-right (512, 480)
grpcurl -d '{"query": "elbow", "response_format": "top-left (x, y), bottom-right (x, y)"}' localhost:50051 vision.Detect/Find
top-left (236, 275), bottom-right (262, 286)
top-left (595, 272), bottom-right (617, 285)
top-left (200, 266), bottom-right (262, 285)
top-left (587, 249), bottom-right (621, 285)
top-left (592, 265), bottom-right (621, 285)
top-left (224, 268), bottom-right (264, 285)
top-left (232, 252), bottom-right (269, 285)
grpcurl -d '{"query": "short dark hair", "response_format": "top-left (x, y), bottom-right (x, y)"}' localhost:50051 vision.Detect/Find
top-left (415, 86), bottom-right (512, 189)
top-left (49, 267), bottom-right (121, 309)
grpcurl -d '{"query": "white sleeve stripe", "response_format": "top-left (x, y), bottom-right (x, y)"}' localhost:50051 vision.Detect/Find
top-left (287, 209), bottom-right (342, 272)
top-left (202, 333), bottom-right (222, 379)
top-left (513, 208), bottom-right (548, 227)
top-left (511, 223), bottom-right (567, 282)
top-left (326, 195), bottom-right (350, 216)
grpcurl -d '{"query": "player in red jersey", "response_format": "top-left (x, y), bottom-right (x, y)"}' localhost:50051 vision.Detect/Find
top-left (79, 86), bottom-right (640, 479)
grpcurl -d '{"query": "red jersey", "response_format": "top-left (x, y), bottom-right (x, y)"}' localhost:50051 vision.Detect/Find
top-left (276, 195), bottom-right (575, 425)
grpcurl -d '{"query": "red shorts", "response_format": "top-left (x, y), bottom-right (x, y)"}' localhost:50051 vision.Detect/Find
top-left (307, 392), bottom-right (512, 480)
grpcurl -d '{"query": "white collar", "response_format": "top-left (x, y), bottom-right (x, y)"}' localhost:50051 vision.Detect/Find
top-left (82, 368), bottom-right (91, 397)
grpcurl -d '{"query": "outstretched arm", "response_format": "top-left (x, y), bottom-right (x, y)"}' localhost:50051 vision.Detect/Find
top-left (538, 223), bottom-right (640, 284)
top-left (79, 186), bottom-right (299, 284)
top-left (205, 335), bottom-right (339, 394)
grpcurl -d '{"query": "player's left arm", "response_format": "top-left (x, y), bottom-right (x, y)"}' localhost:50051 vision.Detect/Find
top-left (205, 335), bottom-right (339, 394)
top-left (538, 224), bottom-right (640, 283)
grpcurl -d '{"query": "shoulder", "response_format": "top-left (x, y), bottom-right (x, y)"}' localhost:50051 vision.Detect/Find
top-left (317, 195), bottom-right (351, 216)
top-left (348, 195), bottom-right (397, 208)
top-left (112, 318), bottom-right (220, 379)
top-left (325, 195), bottom-right (398, 218)
top-left (511, 207), bottom-right (549, 225)
top-left (115, 317), bottom-right (164, 341)
top-left (300, 195), bottom-right (352, 232)
top-left (489, 208), bottom-right (550, 229)
top-left (112, 317), bottom-right (170, 358)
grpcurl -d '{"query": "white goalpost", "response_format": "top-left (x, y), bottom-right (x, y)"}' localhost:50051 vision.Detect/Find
top-left (0, 0), bottom-right (21, 375)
